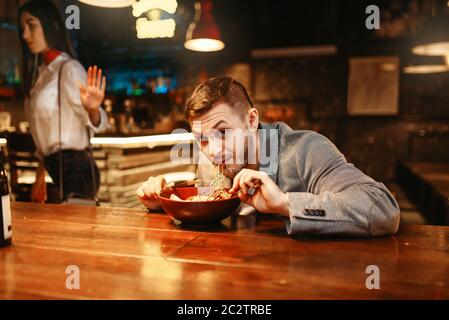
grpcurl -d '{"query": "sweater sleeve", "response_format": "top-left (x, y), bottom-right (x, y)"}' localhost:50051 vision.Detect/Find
top-left (285, 133), bottom-right (400, 237)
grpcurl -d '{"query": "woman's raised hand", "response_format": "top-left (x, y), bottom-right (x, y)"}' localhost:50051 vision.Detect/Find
top-left (78, 65), bottom-right (106, 126)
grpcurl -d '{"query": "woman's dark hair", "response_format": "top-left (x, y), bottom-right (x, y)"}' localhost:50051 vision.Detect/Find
top-left (18, 0), bottom-right (75, 96)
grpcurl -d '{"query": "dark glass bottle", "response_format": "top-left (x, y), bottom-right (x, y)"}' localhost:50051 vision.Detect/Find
top-left (0, 159), bottom-right (12, 247)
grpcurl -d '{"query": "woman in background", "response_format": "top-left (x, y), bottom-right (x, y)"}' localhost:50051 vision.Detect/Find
top-left (18, 0), bottom-right (108, 203)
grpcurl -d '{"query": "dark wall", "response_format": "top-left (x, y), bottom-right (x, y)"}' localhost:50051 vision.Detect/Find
top-left (252, 56), bottom-right (449, 183)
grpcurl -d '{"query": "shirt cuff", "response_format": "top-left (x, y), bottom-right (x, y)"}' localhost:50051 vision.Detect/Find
top-left (87, 107), bottom-right (108, 133)
top-left (284, 192), bottom-right (369, 236)
top-left (284, 192), bottom-right (326, 235)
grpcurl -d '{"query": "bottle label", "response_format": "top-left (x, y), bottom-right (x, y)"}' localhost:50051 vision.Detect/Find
top-left (2, 195), bottom-right (12, 240)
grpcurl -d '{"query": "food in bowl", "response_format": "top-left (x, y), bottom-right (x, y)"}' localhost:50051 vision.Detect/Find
top-left (170, 191), bottom-right (231, 202)
top-left (186, 190), bottom-right (232, 201)
top-left (173, 165), bottom-right (232, 202)
top-left (158, 166), bottom-right (241, 224)
top-left (159, 187), bottom-right (241, 225)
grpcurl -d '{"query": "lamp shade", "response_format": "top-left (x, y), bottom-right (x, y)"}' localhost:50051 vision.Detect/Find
top-left (184, 0), bottom-right (225, 52)
top-left (403, 54), bottom-right (449, 74)
top-left (412, 15), bottom-right (449, 55)
top-left (78, 0), bottom-right (134, 8)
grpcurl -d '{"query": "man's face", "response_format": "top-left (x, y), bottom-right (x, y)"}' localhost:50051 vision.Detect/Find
top-left (191, 102), bottom-right (258, 179)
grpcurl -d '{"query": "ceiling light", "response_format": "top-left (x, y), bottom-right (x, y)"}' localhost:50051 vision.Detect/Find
top-left (412, 14), bottom-right (449, 56)
top-left (184, 0), bottom-right (224, 52)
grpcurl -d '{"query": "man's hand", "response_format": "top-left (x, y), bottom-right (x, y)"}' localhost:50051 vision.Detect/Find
top-left (137, 175), bottom-right (167, 211)
top-left (229, 169), bottom-right (289, 217)
top-left (78, 65), bottom-right (106, 127)
top-left (31, 163), bottom-right (47, 203)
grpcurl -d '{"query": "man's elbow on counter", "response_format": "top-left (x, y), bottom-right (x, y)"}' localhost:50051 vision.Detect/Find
top-left (369, 185), bottom-right (401, 237)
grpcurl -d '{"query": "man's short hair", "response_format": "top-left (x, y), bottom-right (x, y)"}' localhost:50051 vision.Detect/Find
top-left (185, 76), bottom-right (254, 120)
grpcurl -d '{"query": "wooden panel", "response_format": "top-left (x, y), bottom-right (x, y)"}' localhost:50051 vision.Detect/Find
top-left (106, 150), bottom-right (172, 170)
top-left (93, 143), bottom-right (195, 207)
top-left (105, 163), bottom-right (195, 187)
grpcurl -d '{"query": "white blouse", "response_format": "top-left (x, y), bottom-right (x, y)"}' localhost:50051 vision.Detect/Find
top-left (24, 52), bottom-right (108, 160)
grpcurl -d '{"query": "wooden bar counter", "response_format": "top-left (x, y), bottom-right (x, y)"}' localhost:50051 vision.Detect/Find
top-left (1, 202), bottom-right (448, 299)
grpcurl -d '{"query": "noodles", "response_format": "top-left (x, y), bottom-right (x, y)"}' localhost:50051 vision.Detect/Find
top-left (186, 165), bottom-right (231, 201)
top-left (186, 191), bottom-right (231, 202)
top-left (166, 166), bottom-right (232, 202)
top-left (206, 165), bottom-right (230, 199)
top-left (186, 195), bottom-right (212, 201)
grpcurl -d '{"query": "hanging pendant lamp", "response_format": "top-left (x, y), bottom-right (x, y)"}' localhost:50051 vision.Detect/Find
top-left (412, 0), bottom-right (449, 56)
top-left (184, 0), bottom-right (225, 52)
